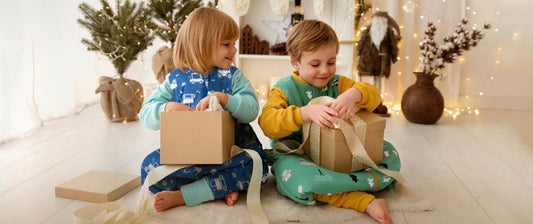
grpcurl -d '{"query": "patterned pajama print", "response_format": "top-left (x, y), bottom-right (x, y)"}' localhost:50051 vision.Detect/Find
top-left (140, 67), bottom-right (268, 199)
top-left (267, 140), bottom-right (401, 205)
top-left (264, 73), bottom-right (402, 205)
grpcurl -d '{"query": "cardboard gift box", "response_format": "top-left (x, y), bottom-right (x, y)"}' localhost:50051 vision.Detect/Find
top-left (160, 111), bottom-right (235, 164)
top-left (55, 170), bottom-right (140, 203)
top-left (303, 110), bottom-right (385, 173)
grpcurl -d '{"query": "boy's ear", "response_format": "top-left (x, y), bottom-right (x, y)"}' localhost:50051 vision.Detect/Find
top-left (290, 57), bottom-right (300, 70)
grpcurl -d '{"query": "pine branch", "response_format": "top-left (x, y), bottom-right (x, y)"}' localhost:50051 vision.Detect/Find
top-left (147, 0), bottom-right (203, 44)
top-left (78, 0), bottom-right (155, 76)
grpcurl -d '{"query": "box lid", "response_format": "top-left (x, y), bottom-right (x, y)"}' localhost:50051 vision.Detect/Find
top-left (355, 110), bottom-right (386, 128)
top-left (55, 170), bottom-right (140, 203)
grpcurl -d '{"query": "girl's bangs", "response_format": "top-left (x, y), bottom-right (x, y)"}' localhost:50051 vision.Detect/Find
top-left (219, 18), bottom-right (239, 41)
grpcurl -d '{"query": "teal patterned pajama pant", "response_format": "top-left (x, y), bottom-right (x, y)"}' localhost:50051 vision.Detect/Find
top-left (267, 140), bottom-right (401, 205)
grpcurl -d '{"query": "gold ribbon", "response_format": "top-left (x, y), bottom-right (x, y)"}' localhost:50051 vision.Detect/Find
top-left (274, 96), bottom-right (406, 183)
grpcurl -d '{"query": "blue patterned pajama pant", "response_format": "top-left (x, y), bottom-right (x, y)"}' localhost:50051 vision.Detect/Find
top-left (140, 123), bottom-right (268, 199)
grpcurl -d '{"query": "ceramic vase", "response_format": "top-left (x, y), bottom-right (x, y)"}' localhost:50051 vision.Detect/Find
top-left (401, 72), bottom-right (444, 124)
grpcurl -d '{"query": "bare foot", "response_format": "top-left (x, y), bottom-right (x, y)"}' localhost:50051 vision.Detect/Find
top-left (365, 198), bottom-right (393, 224)
top-left (224, 192), bottom-right (239, 206)
top-left (153, 190), bottom-right (185, 212)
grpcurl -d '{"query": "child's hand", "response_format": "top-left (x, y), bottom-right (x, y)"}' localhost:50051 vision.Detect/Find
top-left (301, 103), bottom-right (339, 128)
top-left (330, 88), bottom-right (362, 119)
top-left (196, 92), bottom-right (228, 111)
top-left (165, 102), bottom-right (194, 112)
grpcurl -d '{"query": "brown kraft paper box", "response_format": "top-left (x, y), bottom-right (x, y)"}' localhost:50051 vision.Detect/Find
top-left (160, 111), bottom-right (235, 164)
top-left (55, 170), bottom-right (140, 203)
top-left (303, 110), bottom-right (385, 173)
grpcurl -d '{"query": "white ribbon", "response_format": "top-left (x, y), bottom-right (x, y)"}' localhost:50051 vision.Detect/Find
top-left (134, 147), bottom-right (267, 223)
top-left (75, 97), bottom-right (269, 223)
top-left (137, 96), bottom-right (269, 223)
top-left (205, 94), bottom-right (224, 111)
top-left (74, 198), bottom-right (159, 224)
top-left (74, 147), bottom-right (267, 224)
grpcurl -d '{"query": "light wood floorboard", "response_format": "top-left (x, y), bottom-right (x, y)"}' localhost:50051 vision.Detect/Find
top-left (1, 104), bottom-right (532, 224)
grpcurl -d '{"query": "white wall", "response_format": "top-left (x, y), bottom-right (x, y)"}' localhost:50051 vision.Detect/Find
top-left (1, 0), bottom-right (532, 122)
top-left (459, 0), bottom-right (533, 109)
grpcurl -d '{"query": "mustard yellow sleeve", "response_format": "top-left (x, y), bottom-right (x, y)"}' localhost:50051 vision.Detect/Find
top-left (258, 87), bottom-right (304, 139)
top-left (314, 191), bottom-right (375, 213)
top-left (338, 76), bottom-right (382, 111)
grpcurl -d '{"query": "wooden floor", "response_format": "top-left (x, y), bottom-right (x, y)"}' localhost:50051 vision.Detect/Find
top-left (1, 103), bottom-right (532, 224)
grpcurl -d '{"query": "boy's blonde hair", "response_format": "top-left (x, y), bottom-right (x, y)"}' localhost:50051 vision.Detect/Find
top-left (173, 7), bottom-right (239, 74)
top-left (286, 20), bottom-right (339, 62)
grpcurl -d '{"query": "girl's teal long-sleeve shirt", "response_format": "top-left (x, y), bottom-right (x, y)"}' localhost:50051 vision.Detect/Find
top-left (139, 68), bottom-right (259, 130)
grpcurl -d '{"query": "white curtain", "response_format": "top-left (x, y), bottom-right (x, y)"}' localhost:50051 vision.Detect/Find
top-left (1, 1), bottom-right (43, 143)
top-left (357, 0), bottom-right (466, 107)
top-left (0, 0), bottom-right (157, 143)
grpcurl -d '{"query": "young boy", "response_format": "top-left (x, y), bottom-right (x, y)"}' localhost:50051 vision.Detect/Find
top-left (258, 20), bottom-right (392, 224)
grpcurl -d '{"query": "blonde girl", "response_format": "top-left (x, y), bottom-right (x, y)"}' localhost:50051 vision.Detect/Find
top-left (139, 7), bottom-right (268, 212)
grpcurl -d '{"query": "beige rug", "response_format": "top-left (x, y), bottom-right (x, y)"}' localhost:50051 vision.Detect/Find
top-left (142, 176), bottom-right (432, 224)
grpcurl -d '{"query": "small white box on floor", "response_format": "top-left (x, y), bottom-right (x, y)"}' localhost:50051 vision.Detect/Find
top-left (55, 170), bottom-right (140, 203)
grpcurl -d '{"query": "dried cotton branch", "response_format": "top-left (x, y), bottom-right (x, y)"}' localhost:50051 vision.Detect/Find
top-left (418, 19), bottom-right (491, 76)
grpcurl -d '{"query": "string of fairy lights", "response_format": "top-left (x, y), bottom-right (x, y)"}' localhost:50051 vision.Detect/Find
top-left (91, 1), bottom-right (505, 121)
top-left (352, 0), bottom-right (503, 119)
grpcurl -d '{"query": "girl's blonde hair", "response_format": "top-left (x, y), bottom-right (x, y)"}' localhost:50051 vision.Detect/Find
top-left (286, 20), bottom-right (339, 62)
top-left (173, 7), bottom-right (239, 74)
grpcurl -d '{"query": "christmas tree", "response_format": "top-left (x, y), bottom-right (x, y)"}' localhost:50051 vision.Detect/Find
top-left (147, 0), bottom-right (204, 45)
top-left (78, 0), bottom-right (155, 76)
